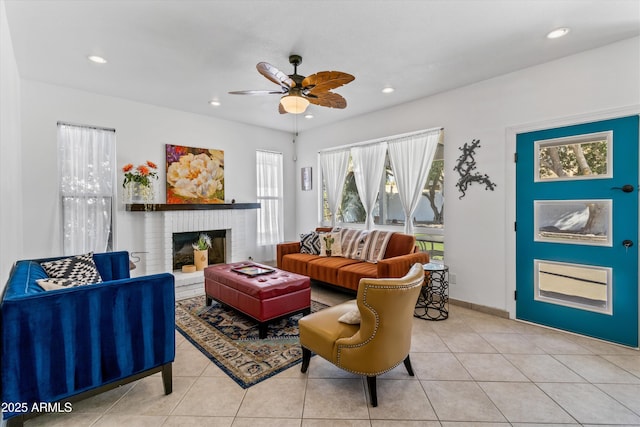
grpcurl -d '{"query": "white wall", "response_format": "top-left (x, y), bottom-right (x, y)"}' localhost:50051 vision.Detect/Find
top-left (19, 81), bottom-right (295, 266)
top-left (295, 37), bottom-right (640, 313)
top-left (0, 0), bottom-right (23, 292)
top-left (8, 29), bottom-right (640, 312)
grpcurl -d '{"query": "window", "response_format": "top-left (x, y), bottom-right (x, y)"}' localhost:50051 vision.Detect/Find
top-left (256, 150), bottom-right (284, 246)
top-left (535, 259), bottom-right (612, 314)
top-left (337, 156), bottom-right (366, 223)
top-left (534, 200), bottom-right (612, 246)
top-left (57, 123), bottom-right (115, 255)
top-left (320, 129), bottom-right (444, 260)
top-left (535, 131), bottom-right (612, 182)
top-left (323, 142), bottom-right (444, 229)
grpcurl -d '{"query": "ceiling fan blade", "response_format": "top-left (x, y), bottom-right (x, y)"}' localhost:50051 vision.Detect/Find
top-left (302, 71), bottom-right (355, 94)
top-left (257, 62), bottom-right (296, 88)
top-left (228, 90), bottom-right (286, 95)
top-left (306, 92), bottom-right (347, 109)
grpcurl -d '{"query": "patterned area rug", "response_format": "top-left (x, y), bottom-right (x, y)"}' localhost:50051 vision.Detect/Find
top-left (175, 295), bottom-right (327, 388)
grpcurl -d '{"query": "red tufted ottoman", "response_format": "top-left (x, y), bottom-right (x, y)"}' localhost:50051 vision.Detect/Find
top-left (204, 262), bottom-right (311, 338)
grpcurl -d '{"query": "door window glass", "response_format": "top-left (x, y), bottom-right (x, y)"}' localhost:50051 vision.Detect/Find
top-left (534, 260), bottom-right (612, 314)
top-left (534, 200), bottom-right (612, 246)
top-left (535, 131), bottom-right (612, 181)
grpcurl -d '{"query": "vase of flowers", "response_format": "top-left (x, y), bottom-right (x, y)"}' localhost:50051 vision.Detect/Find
top-left (122, 161), bottom-right (158, 205)
top-left (192, 233), bottom-right (212, 271)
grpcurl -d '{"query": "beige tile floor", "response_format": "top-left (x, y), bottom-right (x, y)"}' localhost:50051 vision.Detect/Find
top-left (24, 283), bottom-right (640, 427)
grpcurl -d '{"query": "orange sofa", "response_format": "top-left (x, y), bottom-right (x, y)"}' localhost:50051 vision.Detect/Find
top-left (276, 228), bottom-right (429, 291)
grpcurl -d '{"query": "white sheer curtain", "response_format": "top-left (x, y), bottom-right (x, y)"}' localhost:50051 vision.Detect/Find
top-left (58, 123), bottom-right (115, 255)
top-left (319, 149), bottom-right (350, 226)
top-left (350, 142), bottom-right (387, 229)
top-left (256, 150), bottom-right (284, 248)
top-left (388, 129), bottom-right (442, 234)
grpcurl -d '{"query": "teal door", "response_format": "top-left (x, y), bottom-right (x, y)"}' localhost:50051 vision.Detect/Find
top-left (516, 115), bottom-right (639, 347)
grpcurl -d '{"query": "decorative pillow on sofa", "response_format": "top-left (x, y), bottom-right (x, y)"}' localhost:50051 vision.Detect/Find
top-left (319, 232), bottom-right (342, 257)
top-left (300, 231), bottom-right (321, 255)
top-left (340, 228), bottom-right (369, 259)
top-left (338, 309), bottom-right (361, 324)
top-left (40, 252), bottom-right (103, 285)
top-left (36, 277), bottom-right (91, 291)
top-left (358, 229), bottom-right (394, 263)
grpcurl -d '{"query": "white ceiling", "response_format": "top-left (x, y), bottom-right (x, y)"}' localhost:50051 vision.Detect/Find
top-left (5, 0), bottom-right (640, 134)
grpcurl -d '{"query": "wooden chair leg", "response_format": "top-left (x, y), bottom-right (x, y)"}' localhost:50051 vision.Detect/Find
top-left (403, 355), bottom-right (415, 376)
top-left (301, 347), bottom-right (311, 373)
top-left (162, 363), bottom-right (173, 394)
top-left (366, 376), bottom-right (378, 407)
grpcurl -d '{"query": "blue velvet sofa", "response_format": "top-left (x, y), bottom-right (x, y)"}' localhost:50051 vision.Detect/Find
top-left (0, 251), bottom-right (175, 426)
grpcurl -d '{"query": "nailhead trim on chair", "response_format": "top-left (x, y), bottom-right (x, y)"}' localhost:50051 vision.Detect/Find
top-left (335, 274), bottom-right (424, 376)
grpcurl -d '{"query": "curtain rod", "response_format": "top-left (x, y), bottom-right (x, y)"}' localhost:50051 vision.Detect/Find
top-left (256, 148), bottom-right (283, 155)
top-left (318, 126), bottom-right (443, 154)
top-left (57, 121), bottom-right (116, 133)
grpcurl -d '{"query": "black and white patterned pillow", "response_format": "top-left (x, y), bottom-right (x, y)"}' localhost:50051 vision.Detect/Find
top-left (300, 232), bottom-right (320, 255)
top-left (40, 252), bottom-right (103, 285)
top-left (36, 277), bottom-right (89, 291)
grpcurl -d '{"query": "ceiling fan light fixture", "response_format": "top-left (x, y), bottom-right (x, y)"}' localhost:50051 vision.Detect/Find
top-left (280, 94), bottom-right (309, 114)
top-left (231, 55), bottom-right (353, 114)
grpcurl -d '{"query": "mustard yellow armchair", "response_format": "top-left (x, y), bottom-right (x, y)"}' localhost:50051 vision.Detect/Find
top-left (299, 263), bottom-right (424, 406)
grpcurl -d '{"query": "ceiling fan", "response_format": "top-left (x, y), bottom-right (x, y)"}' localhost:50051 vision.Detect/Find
top-left (229, 55), bottom-right (355, 115)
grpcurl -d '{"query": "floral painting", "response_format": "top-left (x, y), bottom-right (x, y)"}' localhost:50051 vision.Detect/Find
top-left (166, 144), bottom-right (224, 204)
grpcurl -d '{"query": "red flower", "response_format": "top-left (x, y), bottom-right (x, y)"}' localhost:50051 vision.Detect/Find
top-left (137, 165), bottom-right (150, 176)
top-left (146, 160), bottom-right (158, 169)
top-left (122, 163), bottom-right (133, 173)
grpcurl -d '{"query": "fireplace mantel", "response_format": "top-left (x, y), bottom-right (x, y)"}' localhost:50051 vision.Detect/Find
top-left (126, 202), bottom-right (260, 212)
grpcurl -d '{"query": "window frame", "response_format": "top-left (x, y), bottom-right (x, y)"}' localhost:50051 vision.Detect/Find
top-left (256, 149), bottom-right (284, 246)
top-left (534, 131), bottom-right (613, 183)
top-left (57, 122), bottom-right (116, 255)
top-left (319, 142), bottom-right (445, 231)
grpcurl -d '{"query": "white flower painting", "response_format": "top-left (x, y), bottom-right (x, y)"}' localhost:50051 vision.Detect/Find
top-left (166, 144), bottom-right (224, 204)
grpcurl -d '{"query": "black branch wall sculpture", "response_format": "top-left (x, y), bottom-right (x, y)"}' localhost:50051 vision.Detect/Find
top-left (453, 139), bottom-right (497, 199)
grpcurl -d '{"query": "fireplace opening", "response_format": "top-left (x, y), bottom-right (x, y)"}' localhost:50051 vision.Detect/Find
top-left (172, 230), bottom-right (226, 271)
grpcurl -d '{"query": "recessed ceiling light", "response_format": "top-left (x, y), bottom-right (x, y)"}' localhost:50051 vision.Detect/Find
top-left (209, 100), bottom-right (221, 107)
top-left (547, 28), bottom-right (570, 39)
top-left (304, 113), bottom-right (314, 119)
top-left (382, 87), bottom-right (395, 94)
top-left (88, 55), bottom-right (107, 64)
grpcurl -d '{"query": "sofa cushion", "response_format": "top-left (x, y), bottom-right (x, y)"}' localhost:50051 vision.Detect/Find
top-left (281, 253), bottom-right (321, 276)
top-left (336, 261), bottom-right (378, 291)
top-left (308, 257), bottom-right (361, 284)
top-left (319, 232), bottom-right (342, 257)
top-left (300, 232), bottom-right (321, 255)
top-left (298, 299), bottom-right (360, 362)
top-left (40, 252), bottom-right (103, 285)
top-left (340, 228), bottom-right (369, 259)
top-left (359, 230), bottom-right (394, 262)
top-left (383, 233), bottom-right (417, 259)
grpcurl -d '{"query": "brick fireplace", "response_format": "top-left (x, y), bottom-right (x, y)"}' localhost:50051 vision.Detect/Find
top-left (172, 229), bottom-right (226, 270)
top-left (135, 208), bottom-right (254, 275)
